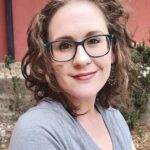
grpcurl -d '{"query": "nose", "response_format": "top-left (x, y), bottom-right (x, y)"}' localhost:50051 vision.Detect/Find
top-left (72, 45), bottom-right (92, 67)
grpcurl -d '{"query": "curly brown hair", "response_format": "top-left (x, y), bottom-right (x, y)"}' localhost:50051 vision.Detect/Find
top-left (22, 0), bottom-right (136, 116)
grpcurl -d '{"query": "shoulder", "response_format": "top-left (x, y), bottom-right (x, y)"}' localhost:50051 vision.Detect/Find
top-left (96, 104), bottom-right (127, 124)
top-left (14, 99), bottom-right (70, 133)
top-left (18, 99), bottom-right (67, 127)
top-left (9, 99), bottom-right (70, 150)
top-left (104, 107), bottom-right (127, 123)
top-left (100, 106), bottom-right (130, 131)
top-left (97, 105), bottom-right (133, 149)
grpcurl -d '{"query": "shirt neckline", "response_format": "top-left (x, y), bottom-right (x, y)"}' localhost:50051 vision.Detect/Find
top-left (73, 103), bottom-right (115, 150)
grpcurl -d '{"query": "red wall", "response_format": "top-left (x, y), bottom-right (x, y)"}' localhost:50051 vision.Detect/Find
top-left (0, 0), bottom-right (150, 61)
top-left (12, 0), bottom-right (47, 61)
top-left (125, 0), bottom-right (150, 45)
top-left (0, 0), bottom-right (8, 61)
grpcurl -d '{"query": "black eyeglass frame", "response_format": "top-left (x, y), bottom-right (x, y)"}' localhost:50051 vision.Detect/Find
top-left (44, 34), bottom-right (114, 62)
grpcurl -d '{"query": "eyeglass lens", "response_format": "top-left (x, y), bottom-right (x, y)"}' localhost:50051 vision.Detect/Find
top-left (50, 35), bottom-right (111, 61)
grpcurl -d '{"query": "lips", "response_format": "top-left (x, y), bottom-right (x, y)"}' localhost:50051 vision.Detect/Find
top-left (72, 71), bottom-right (97, 80)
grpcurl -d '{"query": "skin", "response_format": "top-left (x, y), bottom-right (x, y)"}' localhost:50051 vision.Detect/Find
top-left (47, 1), bottom-right (137, 150)
top-left (48, 2), bottom-right (115, 149)
top-left (48, 1), bottom-right (115, 114)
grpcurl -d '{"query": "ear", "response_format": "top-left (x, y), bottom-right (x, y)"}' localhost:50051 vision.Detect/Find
top-left (111, 51), bottom-right (115, 64)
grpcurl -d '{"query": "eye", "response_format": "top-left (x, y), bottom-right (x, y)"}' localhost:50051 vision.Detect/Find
top-left (59, 41), bottom-right (73, 50)
top-left (86, 37), bottom-right (101, 45)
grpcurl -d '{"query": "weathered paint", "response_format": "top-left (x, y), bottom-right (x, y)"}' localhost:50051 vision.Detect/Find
top-left (0, 0), bottom-right (8, 61)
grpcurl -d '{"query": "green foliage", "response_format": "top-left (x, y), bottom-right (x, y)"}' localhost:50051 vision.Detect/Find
top-left (121, 109), bottom-right (139, 129)
top-left (3, 55), bottom-right (27, 120)
top-left (121, 41), bottom-right (150, 130)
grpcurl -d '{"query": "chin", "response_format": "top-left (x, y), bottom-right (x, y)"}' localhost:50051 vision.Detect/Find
top-left (68, 89), bottom-right (98, 101)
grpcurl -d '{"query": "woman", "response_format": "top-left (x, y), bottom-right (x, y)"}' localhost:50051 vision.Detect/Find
top-left (9, 0), bottom-right (136, 149)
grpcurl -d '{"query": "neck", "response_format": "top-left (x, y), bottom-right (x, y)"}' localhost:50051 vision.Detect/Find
top-left (68, 95), bottom-right (97, 116)
top-left (76, 102), bottom-right (100, 124)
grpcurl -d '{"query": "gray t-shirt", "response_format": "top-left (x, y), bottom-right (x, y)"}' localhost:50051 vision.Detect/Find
top-left (9, 98), bottom-right (132, 150)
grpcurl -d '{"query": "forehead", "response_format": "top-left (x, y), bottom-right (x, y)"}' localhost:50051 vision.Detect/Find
top-left (48, 0), bottom-right (108, 40)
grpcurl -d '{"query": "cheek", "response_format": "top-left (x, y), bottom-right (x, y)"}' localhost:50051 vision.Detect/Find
top-left (53, 64), bottom-right (64, 79)
top-left (52, 63), bottom-right (69, 88)
top-left (95, 53), bottom-right (112, 69)
top-left (94, 55), bottom-right (112, 79)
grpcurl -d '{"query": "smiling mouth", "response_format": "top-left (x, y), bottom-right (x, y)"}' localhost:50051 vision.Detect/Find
top-left (72, 71), bottom-right (97, 80)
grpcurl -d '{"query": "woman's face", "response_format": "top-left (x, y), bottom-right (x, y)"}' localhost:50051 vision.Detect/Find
top-left (48, 1), bottom-right (115, 102)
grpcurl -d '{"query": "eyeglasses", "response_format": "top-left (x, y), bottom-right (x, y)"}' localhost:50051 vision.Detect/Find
top-left (44, 34), bottom-right (114, 62)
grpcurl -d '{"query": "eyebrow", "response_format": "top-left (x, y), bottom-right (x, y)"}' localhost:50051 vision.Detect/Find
top-left (54, 30), bottom-right (105, 41)
top-left (86, 30), bottom-right (104, 37)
